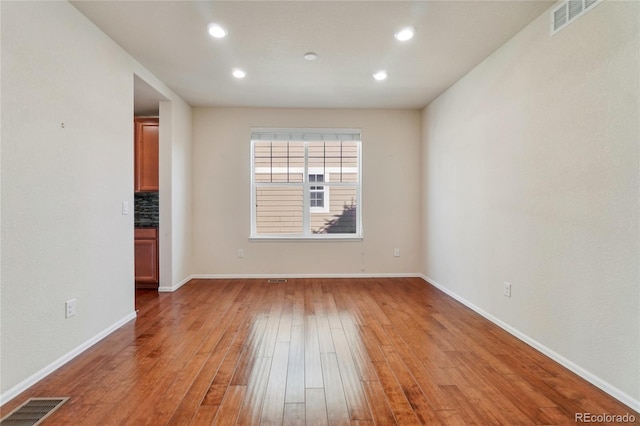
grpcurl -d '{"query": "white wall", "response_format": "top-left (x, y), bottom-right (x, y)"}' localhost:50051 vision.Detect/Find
top-left (422, 1), bottom-right (639, 408)
top-left (192, 108), bottom-right (422, 276)
top-left (158, 100), bottom-right (193, 291)
top-left (0, 1), bottom-right (192, 400)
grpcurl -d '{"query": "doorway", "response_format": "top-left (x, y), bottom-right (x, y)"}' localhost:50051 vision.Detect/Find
top-left (133, 75), bottom-right (167, 304)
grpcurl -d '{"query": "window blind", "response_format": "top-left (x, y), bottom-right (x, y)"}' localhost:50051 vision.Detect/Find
top-left (251, 128), bottom-right (361, 142)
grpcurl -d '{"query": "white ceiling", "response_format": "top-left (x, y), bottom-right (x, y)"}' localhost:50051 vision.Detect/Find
top-left (72, 1), bottom-right (554, 110)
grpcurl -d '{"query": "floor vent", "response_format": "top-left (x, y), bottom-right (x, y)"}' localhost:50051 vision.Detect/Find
top-left (0, 398), bottom-right (69, 426)
top-left (267, 279), bottom-right (287, 284)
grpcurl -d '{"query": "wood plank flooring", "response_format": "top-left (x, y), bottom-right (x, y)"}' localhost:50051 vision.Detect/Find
top-left (1, 278), bottom-right (637, 425)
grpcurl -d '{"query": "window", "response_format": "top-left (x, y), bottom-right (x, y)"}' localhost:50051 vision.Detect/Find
top-left (251, 128), bottom-right (362, 239)
top-left (309, 173), bottom-right (328, 212)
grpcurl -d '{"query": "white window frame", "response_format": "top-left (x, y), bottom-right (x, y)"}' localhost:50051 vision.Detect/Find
top-left (250, 128), bottom-right (362, 240)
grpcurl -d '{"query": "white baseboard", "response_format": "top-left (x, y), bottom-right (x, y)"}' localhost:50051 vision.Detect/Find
top-left (420, 274), bottom-right (640, 413)
top-left (159, 272), bottom-right (422, 293)
top-left (158, 275), bottom-right (193, 293)
top-left (0, 311), bottom-right (137, 407)
top-left (190, 272), bottom-right (422, 280)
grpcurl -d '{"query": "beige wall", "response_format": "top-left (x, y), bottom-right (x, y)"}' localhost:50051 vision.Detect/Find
top-left (192, 108), bottom-right (422, 275)
top-left (422, 1), bottom-right (639, 407)
top-left (157, 99), bottom-right (193, 291)
top-left (0, 1), bottom-right (193, 400)
top-left (1, 0), bottom-right (134, 397)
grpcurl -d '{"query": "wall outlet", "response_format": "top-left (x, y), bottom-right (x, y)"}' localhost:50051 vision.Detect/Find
top-left (503, 282), bottom-right (512, 298)
top-left (65, 299), bottom-right (76, 318)
top-left (237, 248), bottom-right (244, 258)
top-left (394, 248), bottom-right (400, 257)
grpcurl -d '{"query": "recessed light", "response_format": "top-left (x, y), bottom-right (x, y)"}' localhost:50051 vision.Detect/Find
top-left (232, 68), bottom-right (246, 79)
top-left (373, 70), bottom-right (388, 81)
top-left (304, 52), bottom-right (318, 61)
top-left (207, 23), bottom-right (227, 39)
top-left (394, 26), bottom-right (415, 41)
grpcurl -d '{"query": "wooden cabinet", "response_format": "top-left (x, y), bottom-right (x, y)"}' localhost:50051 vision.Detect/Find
top-left (134, 118), bottom-right (159, 289)
top-left (134, 117), bottom-right (159, 192)
top-left (135, 228), bottom-right (158, 289)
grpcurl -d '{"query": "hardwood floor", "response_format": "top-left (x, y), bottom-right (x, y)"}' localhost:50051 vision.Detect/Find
top-left (2, 278), bottom-right (637, 425)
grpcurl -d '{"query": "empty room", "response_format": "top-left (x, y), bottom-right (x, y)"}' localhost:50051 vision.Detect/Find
top-left (1, 0), bottom-right (638, 424)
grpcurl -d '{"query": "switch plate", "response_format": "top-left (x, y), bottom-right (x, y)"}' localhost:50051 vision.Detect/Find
top-left (394, 248), bottom-right (400, 257)
top-left (122, 201), bottom-right (129, 215)
top-left (65, 299), bottom-right (76, 318)
top-left (503, 282), bottom-right (512, 298)
top-left (237, 249), bottom-right (244, 258)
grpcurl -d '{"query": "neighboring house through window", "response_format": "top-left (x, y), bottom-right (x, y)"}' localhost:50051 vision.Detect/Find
top-left (251, 128), bottom-right (362, 239)
top-left (309, 173), bottom-right (328, 212)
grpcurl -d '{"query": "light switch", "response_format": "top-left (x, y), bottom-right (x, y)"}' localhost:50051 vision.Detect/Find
top-left (122, 201), bottom-right (129, 215)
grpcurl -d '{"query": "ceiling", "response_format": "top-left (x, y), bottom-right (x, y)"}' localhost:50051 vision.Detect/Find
top-left (71, 1), bottom-right (554, 110)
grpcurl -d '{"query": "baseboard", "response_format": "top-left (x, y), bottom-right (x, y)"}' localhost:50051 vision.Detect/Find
top-left (420, 274), bottom-right (640, 413)
top-left (0, 311), bottom-right (137, 407)
top-left (191, 272), bottom-right (422, 280)
top-left (158, 275), bottom-right (193, 293)
top-left (159, 273), bottom-right (422, 293)
top-left (158, 273), bottom-right (422, 293)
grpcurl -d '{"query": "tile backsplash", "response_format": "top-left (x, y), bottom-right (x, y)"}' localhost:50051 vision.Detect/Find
top-left (134, 192), bottom-right (159, 228)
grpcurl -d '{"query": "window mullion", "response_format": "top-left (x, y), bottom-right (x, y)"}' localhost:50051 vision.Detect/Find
top-left (251, 141), bottom-right (256, 236)
top-left (302, 142), bottom-right (310, 237)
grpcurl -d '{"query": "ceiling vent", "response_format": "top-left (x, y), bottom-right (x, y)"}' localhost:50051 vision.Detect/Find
top-left (551, 0), bottom-right (602, 34)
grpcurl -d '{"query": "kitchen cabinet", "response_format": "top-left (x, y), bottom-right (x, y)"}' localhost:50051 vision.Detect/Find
top-left (134, 117), bottom-right (159, 192)
top-left (135, 228), bottom-right (158, 289)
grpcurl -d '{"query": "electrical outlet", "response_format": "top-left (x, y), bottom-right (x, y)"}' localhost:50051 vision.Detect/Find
top-left (65, 299), bottom-right (76, 318)
top-left (394, 248), bottom-right (400, 257)
top-left (503, 282), bottom-right (512, 298)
